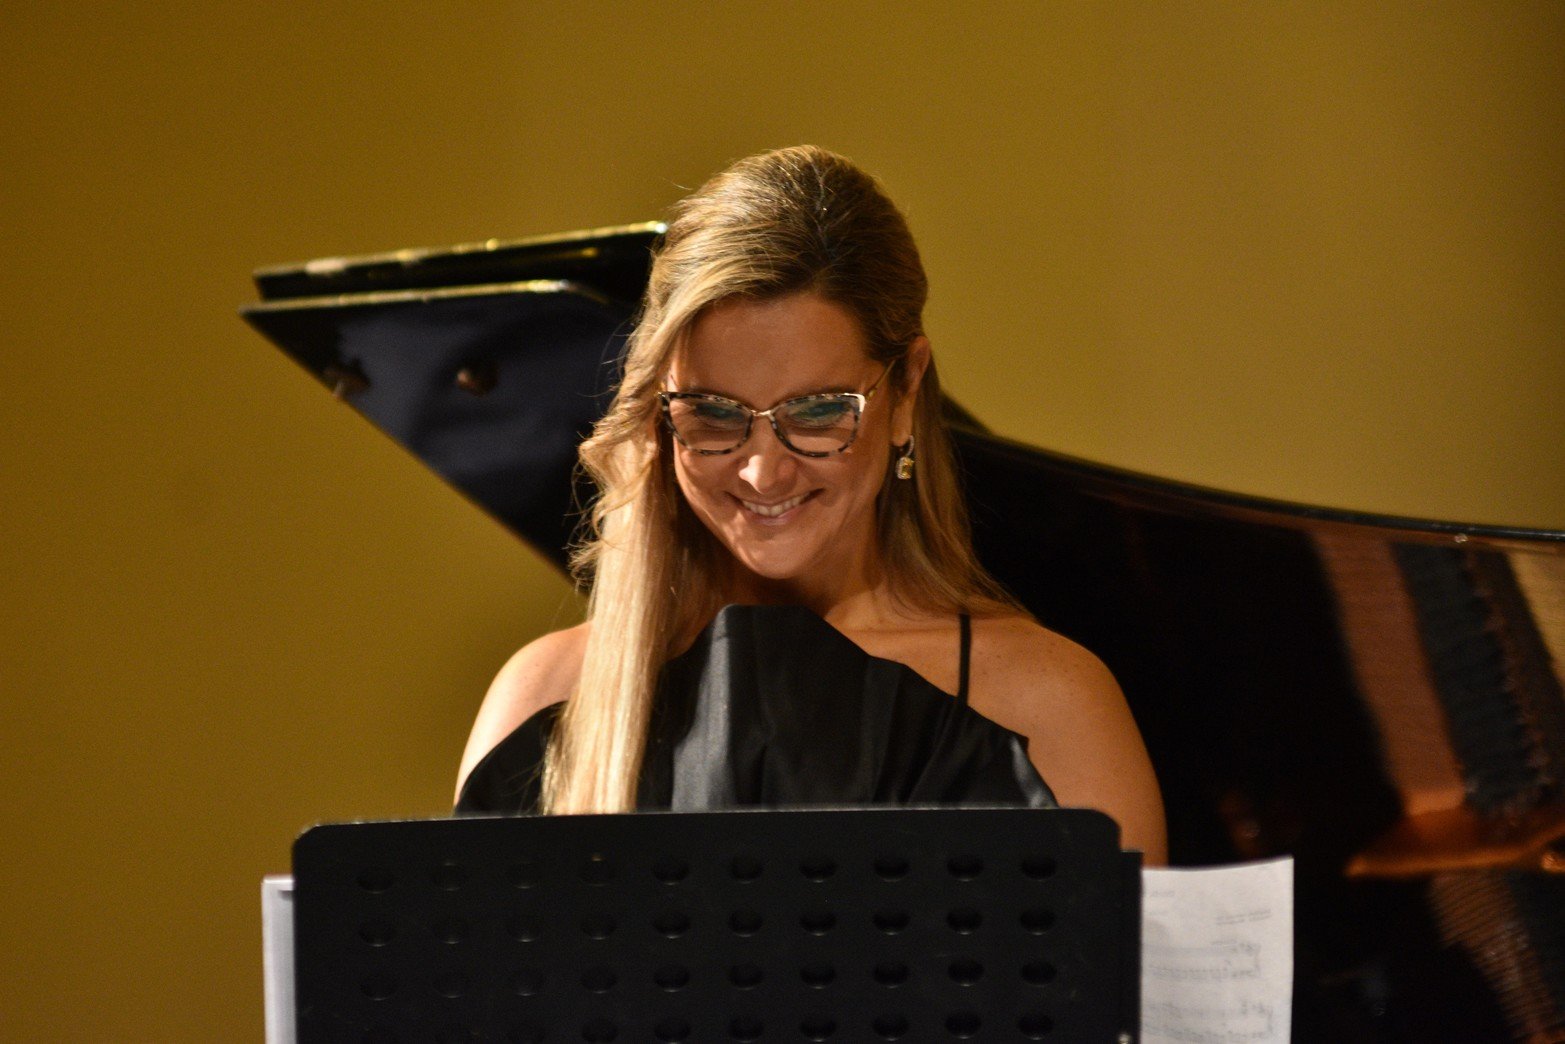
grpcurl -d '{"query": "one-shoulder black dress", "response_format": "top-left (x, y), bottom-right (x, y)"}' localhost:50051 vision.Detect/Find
top-left (455, 603), bottom-right (1056, 814)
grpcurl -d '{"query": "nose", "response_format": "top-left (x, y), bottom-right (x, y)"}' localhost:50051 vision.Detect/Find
top-left (736, 424), bottom-right (797, 494)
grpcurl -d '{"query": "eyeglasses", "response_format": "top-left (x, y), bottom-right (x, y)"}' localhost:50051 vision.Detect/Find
top-left (658, 361), bottom-right (895, 457)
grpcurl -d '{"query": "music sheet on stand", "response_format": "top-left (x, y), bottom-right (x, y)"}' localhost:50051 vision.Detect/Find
top-left (1141, 857), bottom-right (1293, 1043)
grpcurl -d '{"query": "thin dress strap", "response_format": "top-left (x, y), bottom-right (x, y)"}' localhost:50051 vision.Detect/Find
top-left (957, 612), bottom-right (972, 706)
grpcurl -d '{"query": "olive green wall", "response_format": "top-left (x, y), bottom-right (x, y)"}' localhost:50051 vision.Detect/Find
top-left (3, 3), bottom-right (1560, 1037)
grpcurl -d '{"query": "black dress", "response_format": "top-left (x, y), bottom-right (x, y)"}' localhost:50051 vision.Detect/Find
top-left (455, 603), bottom-right (1056, 814)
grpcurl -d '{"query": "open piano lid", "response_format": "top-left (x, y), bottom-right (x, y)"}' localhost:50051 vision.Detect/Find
top-left (244, 225), bottom-right (1565, 1041)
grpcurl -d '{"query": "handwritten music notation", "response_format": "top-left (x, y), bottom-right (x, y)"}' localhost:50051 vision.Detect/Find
top-left (1141, 858), bottom-right (1293, 1044)
top-left (1145, 938), bottom-right (1264, 983)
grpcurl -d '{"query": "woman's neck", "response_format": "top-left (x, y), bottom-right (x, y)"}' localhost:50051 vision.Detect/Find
top-left (720, 559), bottom-right (931, 632)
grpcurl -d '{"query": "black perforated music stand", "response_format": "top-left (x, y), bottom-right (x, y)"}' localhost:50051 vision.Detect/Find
top-left (292, 808), bottom-right (1141, 1042)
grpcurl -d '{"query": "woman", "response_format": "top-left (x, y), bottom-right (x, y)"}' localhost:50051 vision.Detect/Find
top-left (456, 146), bottom-right (1166, 863)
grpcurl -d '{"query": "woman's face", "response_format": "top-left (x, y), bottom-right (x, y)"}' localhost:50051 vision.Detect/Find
top-left (666, 291), bottom-right (920, 601)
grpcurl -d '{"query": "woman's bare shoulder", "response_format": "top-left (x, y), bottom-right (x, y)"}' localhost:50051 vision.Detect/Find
top-left (455, 622), bottom-right (590, 799)
top-left (971, 614), bottom-right (1115, 700)
top-left (489, 622), bottom-right (592, 713)
top-left (969, 613), bottom-right (1168, 864)
top-left (965, 615), bottom-right (1126, 742)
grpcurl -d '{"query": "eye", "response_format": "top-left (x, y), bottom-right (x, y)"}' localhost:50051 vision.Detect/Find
top-left (782, 397), bottom-right (854, 429)
top-left (687, 399), bottom-right (748, 428)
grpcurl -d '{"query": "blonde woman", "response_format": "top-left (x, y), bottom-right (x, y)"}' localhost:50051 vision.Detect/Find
top-left (456, 146), bottom-right (1166, 863)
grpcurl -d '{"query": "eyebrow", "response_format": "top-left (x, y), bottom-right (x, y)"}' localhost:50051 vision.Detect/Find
top-left (669, 378), bottom-right (865, 406)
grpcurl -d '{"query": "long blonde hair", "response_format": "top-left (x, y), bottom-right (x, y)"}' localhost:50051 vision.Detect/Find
top-left (543, 146), bottom-right (1017, 813)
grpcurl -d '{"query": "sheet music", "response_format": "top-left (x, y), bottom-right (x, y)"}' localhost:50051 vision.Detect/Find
top-left (1140, 857), bottom-right (1293, 1043)
top-left (261, 876), bottom-right (296, 1044)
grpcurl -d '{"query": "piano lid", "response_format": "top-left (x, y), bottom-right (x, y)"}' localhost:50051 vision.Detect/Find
top-left (252, 221), bottom-right (664, 305)
top-left (244, 225), bottom-right (1565, 1041)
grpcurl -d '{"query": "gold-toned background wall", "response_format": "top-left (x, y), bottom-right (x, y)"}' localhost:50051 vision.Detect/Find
top-left (2, 3), bottom-right (1560, 1037)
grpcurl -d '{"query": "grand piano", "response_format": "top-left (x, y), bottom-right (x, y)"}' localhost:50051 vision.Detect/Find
top-left (244, 224), bottom-right (1565, 1042)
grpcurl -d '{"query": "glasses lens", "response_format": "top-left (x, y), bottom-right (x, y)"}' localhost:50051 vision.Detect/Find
top-left (777, 395), bottom-right (860, 454)
top-left (666, 396), bottom-right (750, 452)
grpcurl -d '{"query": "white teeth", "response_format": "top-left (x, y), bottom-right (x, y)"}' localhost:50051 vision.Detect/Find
top-left (742, 493), bottom-right (808, 517)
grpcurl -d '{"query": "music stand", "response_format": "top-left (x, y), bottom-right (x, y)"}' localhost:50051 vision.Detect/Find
top-left (292, 807), bottom-right (1141, 1042)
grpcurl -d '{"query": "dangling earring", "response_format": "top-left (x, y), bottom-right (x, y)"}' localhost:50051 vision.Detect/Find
top-left (894, 436), bottom-right (916, 480)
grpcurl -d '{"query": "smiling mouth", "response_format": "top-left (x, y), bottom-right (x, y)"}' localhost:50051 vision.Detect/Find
top-left (740, 491), bottom-right (813, 518)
